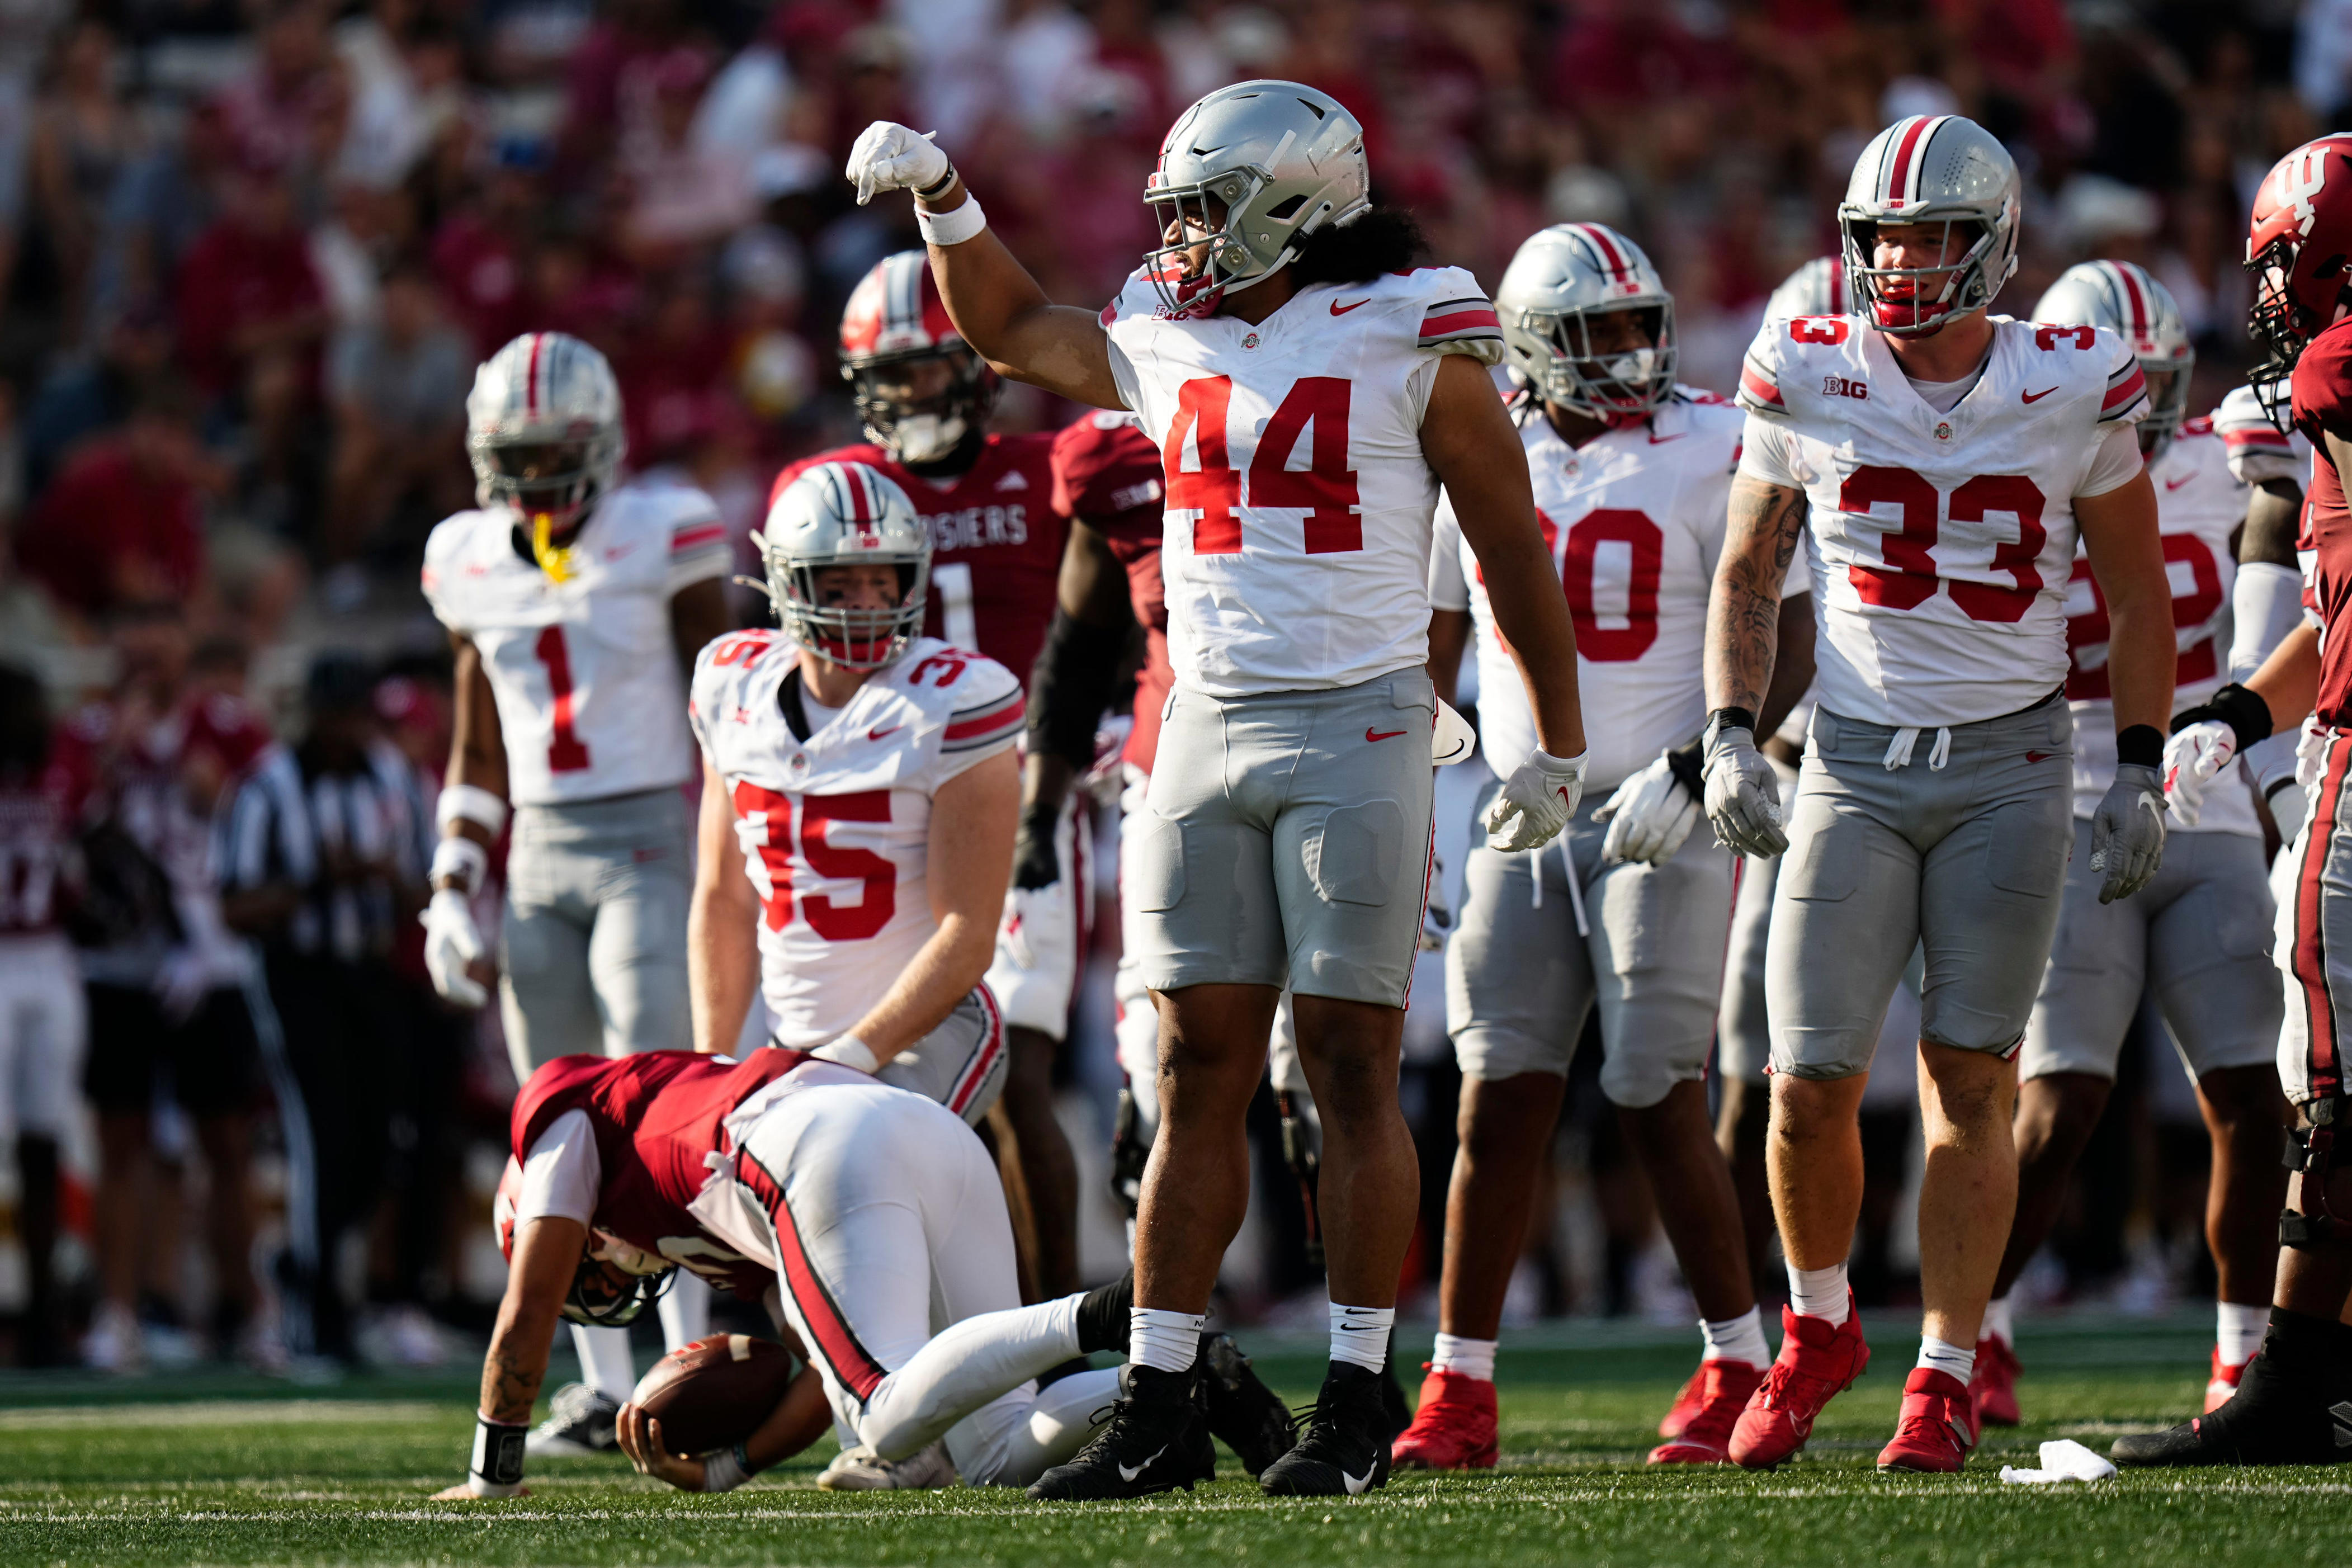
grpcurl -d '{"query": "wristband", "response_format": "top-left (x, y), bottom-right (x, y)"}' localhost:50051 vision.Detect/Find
top-left (2167, 682), bottom-right (2275, 752)
top-left (914, 163), bottom-right (959, 201)
top-left (1665, 740), bottom-right (1706, 800)
top-left (916, 193), bottom-right (987, 246)
top-left (2116, 724), bottom-right (2166, 769)
top-left (1704, 707), bottom-right (1757, 749)
top-left (811, 1035), bottom-right (880, 1074)
top-left (431, 835), bottom-right (490, 895)
top-left (437, 784), bottom-right (509, 837)
top-left (469, 1414), bottom-right (528, 1496)
top-left (701, 1443), bottom-right (756, 1494)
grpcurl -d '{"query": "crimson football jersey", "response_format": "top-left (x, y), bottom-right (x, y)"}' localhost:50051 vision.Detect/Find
top-left (511, 1046), bottom-right (819, 1299)
top-left (772, 434), bottom-right (1069, 689)
top-left (1051, 410), bottom-right (1173, 771)
top-left (2292, 318), bottom-right (2352, 729)
top-left (55, 691), bottom-right (271, 900)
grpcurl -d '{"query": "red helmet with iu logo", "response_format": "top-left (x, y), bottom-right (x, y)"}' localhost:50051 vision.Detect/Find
top-left (2246, 134), bottom-right (2352, 423)
top-left (837, 251), bottom-right (998, 467)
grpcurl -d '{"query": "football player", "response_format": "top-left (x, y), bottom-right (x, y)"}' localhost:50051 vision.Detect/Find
top-left (434, 1046), bottom-right (1294, 1500)
top-left (844, 80), bottom-right (1588, 1498)
top-left (1970, 262), bottom-right (2289, 1431)
top-left (1391, 224), bottom-right (1815, 1471)
top-left (1702, 114), bottom-right (2176, 1473)
top-left (419, 331), bottom-right (734, 1452)
top-left (2122, 134), bottom-right (2352, 1468)
top-left (771, 255), bottom-right (1082, 1300)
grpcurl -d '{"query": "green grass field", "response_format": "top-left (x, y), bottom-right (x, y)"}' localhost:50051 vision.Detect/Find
top-left (0, 1314), bottom-right (2332, 1567)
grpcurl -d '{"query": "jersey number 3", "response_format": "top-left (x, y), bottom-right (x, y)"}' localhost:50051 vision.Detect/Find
top-left (1843, 466), bottom-right (2048, 623)
top-left (732, 783), bottom-right (895, 939)
top-left (1164, 376), bottom-right (1361, 554)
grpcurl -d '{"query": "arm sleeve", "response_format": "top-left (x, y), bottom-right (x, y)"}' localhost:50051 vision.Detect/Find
top-left (518, 1109), bottom-right (601, 1227)
top-left (1735, 414), bottom-right (1803, 488)
top-left (2074, 421), bottom-right (2145, 498)
top-left (1427, 498), bottom-right (1469, 611)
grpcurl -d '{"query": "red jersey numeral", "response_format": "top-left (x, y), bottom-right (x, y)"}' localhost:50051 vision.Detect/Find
top-left (533, 625), bottom-right (592, 773)
top-left (2065, 532), bottom-right (2225, 700)
top-left (730, 783), bottom-right (896, 939)
top-left (1555, 507), bottom-right (1664, 662)
top-left (2034, 324), bottom-right (2098, 352)
top-left (909, 653), bottom-right (969, 687)
top-left (1841, 465), bottom-right (2049, 624)
top-left (711, 631), bottom-right (773, 667)
top-left (1163, 375), bottom-right (1362, 555)
top-left (1789, 316), bottom-right (1850, 346)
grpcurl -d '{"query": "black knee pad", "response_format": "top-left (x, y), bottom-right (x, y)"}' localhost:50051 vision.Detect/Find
top-left (2280, 1100), bottom-right (2352, 1250)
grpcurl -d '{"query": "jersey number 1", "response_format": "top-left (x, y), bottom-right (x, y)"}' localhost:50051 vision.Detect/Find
top-left (1164, 376), bottom-right (1362, 554)
top-left (533, 625), bottom-right (592, 773)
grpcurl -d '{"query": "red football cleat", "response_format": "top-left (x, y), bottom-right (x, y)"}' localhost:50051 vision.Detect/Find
top-left (1971, 1332), bottom-right (2021, 1428)
top-left (1389, 1367), bottom-right (1498, 1470)
top-left (1647, 1359), bottom-right (1766, 1464)
top-left (1728, 1302), bottom-right (1869, 1470)
top-left (1657, 1363), bottom-right (1708, 1439)
top-left (2204, 1346), bottom-right (2249, 1414)
top-left (1877, 1367), bottom-right (1976, 1473)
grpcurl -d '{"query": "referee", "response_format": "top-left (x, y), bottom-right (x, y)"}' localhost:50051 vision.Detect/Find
top-left (218, 653), bottom-right (428, 1366)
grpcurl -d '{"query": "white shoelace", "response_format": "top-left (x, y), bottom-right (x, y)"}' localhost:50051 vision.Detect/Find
top-left (1882, 726), bottom-right (1953, 772)
top-left (1526, 836), bottom-right (1590, 937)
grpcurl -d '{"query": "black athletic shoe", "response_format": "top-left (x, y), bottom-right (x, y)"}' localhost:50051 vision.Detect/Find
top-left (1027, 1362), bottom-right (1216, 1500)
top-left (2114, 1310), bottom-right (2352, 1468)
top-left (1378, 1349), bottom-right (1411, 1444)
top-left (1197, 1333), bottom-right (1297, 1477)
top-left (1260, 1361), bottom-right (1393, 1497)
top-left (1075, 1269), bottom-right (1135, 1356)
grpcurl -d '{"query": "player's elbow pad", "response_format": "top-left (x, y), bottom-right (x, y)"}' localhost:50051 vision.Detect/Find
top-left (1025, 610), bottom-right (1129, 770)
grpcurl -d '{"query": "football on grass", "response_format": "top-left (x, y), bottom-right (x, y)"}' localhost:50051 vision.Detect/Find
top-left (629, 1334), bottom-right (796, 1455)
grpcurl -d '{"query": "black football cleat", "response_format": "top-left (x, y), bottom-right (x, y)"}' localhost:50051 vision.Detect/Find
top-left (1027, 1362), bottom-right (1215, 1500)
top-left (1259, 1361), bottom-right (1393, 1497)
top-left (1197, 1333), bottom-right (1296, 1477)
top-left (2114, 1309), bottom-right (2352, 1468)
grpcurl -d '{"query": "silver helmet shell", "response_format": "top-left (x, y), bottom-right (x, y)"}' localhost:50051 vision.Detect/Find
top-left (1763, 255), bottom-right (1853, 322)
top-left (751, 461), bottom-right (931, 670)
top-left (1143, 79), bottom-right (1371, 317)
top-left (465, 331), bottom-right (626, 535)
top-left (1838, 115), bottom-right (2021, 337)
top-left (1495, 223), bottom-right (1676, 424)
top-left (2030, 260), bottom-right (2194, 458)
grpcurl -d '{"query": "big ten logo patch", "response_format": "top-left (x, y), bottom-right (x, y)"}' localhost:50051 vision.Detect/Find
top-left (1822, 375), bottom-right (1868, 401)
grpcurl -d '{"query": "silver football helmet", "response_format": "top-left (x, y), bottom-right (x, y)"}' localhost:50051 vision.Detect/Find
top-left (466, 332), bottom-right (626, 579)
top-left (1838, 115), bottom-right (2021, 337)
top-left (1143, 79), bottom-right (1370, 316)
top-left (750, 461), bottom-right (931, 670)
top-left (1496, 223), bottom-right (1676, 424)
top-left (2031, 259), bottom-right (2194, 457)
top-left (1763, 255), bottom-right (1854, 322)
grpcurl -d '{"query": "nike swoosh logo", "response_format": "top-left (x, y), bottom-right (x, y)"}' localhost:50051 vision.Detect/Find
top-left (1646, 432), bottom-right (1684, 445)
top-left (2166, 474), bottom-right (2194, 490)
top-left (1342, 1464), bottom-right (1374, 1495)
top-left (1365, 728), bottom-right (1406, 742)
top-left (2025, 751), bottom-right (2052, 763)
top-left (2021, 386), bottom-right (2056, 404)
top-left (1330, 299), bottom-right (1368, 315)
top-left (868, 725), bottom-right (901, 742)
top-left (1118, 1444), bottom-right (1169, 1483)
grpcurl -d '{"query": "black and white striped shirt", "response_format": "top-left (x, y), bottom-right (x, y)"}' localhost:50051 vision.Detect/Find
top-left (214, 740), bottom-right (428, 962)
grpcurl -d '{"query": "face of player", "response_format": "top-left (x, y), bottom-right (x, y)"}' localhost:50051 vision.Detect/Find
top-left (1157, 191), bottom-right (1231, 281)
top-left (809, 563), bottom-right (904, 615)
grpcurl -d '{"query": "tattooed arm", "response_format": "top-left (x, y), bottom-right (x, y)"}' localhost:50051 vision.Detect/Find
top-left (1705, 476), bottom-right (1810, 716)
top-left (430, 1214), bottom-right (583, 1498)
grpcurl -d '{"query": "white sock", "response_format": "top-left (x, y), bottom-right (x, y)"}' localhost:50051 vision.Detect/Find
top-left (1983, 1294), bottom-right (2015, 1347)
top-left (570, 1323), bottom-right (637, 1405)
top-left (1128, 1306), bottom-right (1205, 1373)
top-left (657, 1272), bottom-right (712, 1353)
top-left (1330, 1303), bottom-right (1394, 1372)
top-left (1786, 1262), bottom-right (1851, 1325)
top-left (1699, 1306), bottom-right (1771, 1369)
top-left (1431, 1332), bottom-right (1496, 1382)
top-left (2218, 1301), bottom-right (2269, 1367)
top-left (1916, 1335), bottom-right (1975, 1385)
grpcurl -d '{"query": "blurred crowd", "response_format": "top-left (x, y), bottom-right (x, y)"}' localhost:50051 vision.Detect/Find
top-left (0, 0), bottom-right (2334, 1371)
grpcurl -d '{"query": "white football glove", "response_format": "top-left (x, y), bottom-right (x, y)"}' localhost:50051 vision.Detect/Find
top-left (421, 887), bottom-right (488, 1008)
top-left (846, 122), bottom-right (949, 206)
top-left (2090, 762), bottom-right (2166, 903)
top-left (1703, 723), bottom-right (1787, 858)
top-left (2161, 719), bottom-right (2237, 829)
top-left (1593, 749), bottom-right (1703, 866)
top-left (1483, 748), bottom-right (1587, 852)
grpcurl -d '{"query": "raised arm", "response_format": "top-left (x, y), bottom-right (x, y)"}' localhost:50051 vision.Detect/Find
top-left (1017, 519), bottom-right (1135, 889)
top-left (846, 124), bottom-right (1124, 409)
top-left (689, 758), bottom-right (761, 1055)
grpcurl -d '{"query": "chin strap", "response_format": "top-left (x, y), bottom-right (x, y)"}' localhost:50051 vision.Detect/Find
top-left (530, 511), bottom-right (580, 583)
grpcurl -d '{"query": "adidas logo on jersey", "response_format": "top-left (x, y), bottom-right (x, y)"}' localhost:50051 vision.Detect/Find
top-left (1822, 375), bottom-right (1869, 401)
top-left (995, 470), bottom-right (1028, 492)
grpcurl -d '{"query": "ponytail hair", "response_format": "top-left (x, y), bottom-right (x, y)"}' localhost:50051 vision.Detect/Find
top-left (1287, 206), bottom-right (1428, 289)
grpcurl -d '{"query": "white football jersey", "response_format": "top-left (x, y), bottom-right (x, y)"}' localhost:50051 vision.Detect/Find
top-left (2213, 382), bottom-right (2313, 489)
top-left (1430, 389), bottom-right (1774, 790)
top-left (688, 631), bottom-right (1023, 1046)
top-left (422, 478), bottom-right (731, 806)
top-left (1738, 313), bottom-right (2148, 727)
top-left (1101, 265), bottom-right (1504, 697)
top-left (2062, 418), bottom-right (2254, 835)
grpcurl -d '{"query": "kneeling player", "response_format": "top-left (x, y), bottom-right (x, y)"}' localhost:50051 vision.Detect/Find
top-left (1394, 224), bottom-right (1813, 1470)
top-left (1971, 263), bottom-right (2288, 1430)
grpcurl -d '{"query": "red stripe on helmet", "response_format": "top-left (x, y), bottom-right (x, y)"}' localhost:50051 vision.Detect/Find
top-left (1579, 224), bottom-right (1627, 278)
top-left (2115, 263), bottom-right (2148, 341)
top-left (844, 465), bottom-right (872, 524)
top-left (1883, 116), bottom-right (1939, 205)
top-left (524, 333), bottom-right (544, 418)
